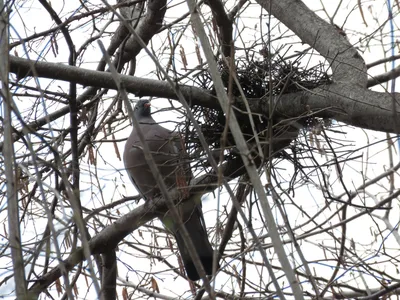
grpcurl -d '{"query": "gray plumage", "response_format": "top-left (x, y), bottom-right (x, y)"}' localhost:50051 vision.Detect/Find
top-left (123, 100), bottom-right (215, 281)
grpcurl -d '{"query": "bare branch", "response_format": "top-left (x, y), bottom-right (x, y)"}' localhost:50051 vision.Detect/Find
top-left (204, 0), bottom-right (233, 57)
top-left (256, 0), bottom-right (367, 86)
top-left (367, 65), bottom-right (400, 87)
top-left (9, 55), bottom-right (217, 107)
top-left (114, 0), bottom-right (167, 67)
top-left (27, 157), bottom-right (246, 296)
top-left (100, 250), bottom-right (117, 300)
top-left (0, 2), bottom-right (28, 298)
top-left (10, 55), bottom-right (400, 134)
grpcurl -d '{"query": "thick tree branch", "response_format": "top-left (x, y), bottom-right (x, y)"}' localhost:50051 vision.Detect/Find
top-left (263, 83), bottom-right (400, 133)
top-left (114, 0), bottom-right (167, 66)
top-left (10, 55), bottom-right (217, 108)
top-left (256, 0), bottom-right (367, 87)
top-left (367, 54), bottom-right (400, 69)
top-left (204, 0), bottom-right (232, 57)
top-left (28, 157), bottom-right (245, 296)
top-left (9, 55), bottom-right (400, 133)
top-left (100, 250), bottom-right (117, 300)
top-left (28, 201), bottom-right (155, 298)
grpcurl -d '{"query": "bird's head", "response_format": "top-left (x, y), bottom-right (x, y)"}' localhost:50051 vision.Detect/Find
top-left (134, 100), bottom-right (151, 118)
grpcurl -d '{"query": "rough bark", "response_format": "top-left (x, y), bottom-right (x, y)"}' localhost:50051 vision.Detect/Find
top-left (9, 55), bottom-right (400, 133)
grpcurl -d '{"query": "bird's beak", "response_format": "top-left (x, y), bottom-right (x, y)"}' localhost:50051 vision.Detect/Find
top-left (144, 102), bottom-right (151, 108)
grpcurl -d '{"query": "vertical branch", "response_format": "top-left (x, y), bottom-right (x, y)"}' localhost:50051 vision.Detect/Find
top-left (0, 1), bottom-right (28, 298)
top-left (100, 250), bottom-right (117, 300)
top-left (204, 0), bottom-right (232, 58)
top-left (38, 1), bottom-right (101, 296)
top-left (185, 1), bottom-right (304, 299)
top-left (37, 0), bottom-right (81, 222)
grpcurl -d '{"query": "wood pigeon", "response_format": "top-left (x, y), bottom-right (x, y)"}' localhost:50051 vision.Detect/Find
top-left (123, 99), bottom-right (216, 281)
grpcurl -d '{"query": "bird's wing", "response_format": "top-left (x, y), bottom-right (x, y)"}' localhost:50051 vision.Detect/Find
top-left (123, 120), bottom-right (184, 199)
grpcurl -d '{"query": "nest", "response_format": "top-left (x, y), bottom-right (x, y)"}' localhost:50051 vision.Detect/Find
top-left (185, 50), bottom-right (332, 173)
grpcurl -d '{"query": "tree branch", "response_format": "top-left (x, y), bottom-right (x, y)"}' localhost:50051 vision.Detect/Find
top-left (9, 55), bottom-right (400, 133)
top-left (100, 250), bottom-right (117, 300)
top-left (263, 83), bottom-right (400, 133)
top-left (367, 65), bottom-right (400, 87)
top-left (9, 55), bottom-right (218, 107)
top-left (255, 0), bottom-right (367, 87)
top-left (1, 2), bottom-right (28, 298)
top-left (27, 157), bottom-right (245, 296)
top-left (204, 0), bottom-right (232, 57)
top-left (115, 0), bottom-right (167, 66)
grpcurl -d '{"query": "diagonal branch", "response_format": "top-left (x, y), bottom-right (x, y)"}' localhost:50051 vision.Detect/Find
top-left (27, 157), bottom-right (245, 297)
top-left (186, 0), bottom-right (303, 298)
top-left (255, 0), bottom-right (367, 86)
top-left (114, 0), bottom-right (167, 66)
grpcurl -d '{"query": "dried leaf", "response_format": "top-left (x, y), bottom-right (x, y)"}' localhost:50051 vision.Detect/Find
top-left (73, 283), bottom-right (79, 296)
top-left (232, 264), bottom-right (241, 286)
top-left (177, 253), bottom-right (185, 275)
top-left (102, 126), bottom-right (107, 139)
top-left (189, 280), bottom-right (196, 295)
top-left (358, 0), bottom-right (368, 27)
top-left (212, 18), bottom-right (218, 35)
top-left (85, 272), bottom-right (89, 287)
top-left (80, 106), bottom-right (88, 125)
top-left (51, 34), bottom-right (59, 57)
top-left (309, 132), bottom-right (314, 147)
top-left (150, 277), bottom-right (160, 293)
top-left (175, 167), bottom-right (189, 198)
top-left (195, 44), bottom-right (203, 65)
top-left (50, 37), bottom-right (56, 57)
top-left (88, 145), bottom-right (96, 166)
top-left (122, 287), bottom-right (128, 300)
top-left (64, 230), bottom-right (71, 248)
top-left (21, 195), bottom-right (26, 209)
top-left (112, 133), bottom-right (121, 161)
top-left (351, 238), bottom-right (355, 250)
top-left (179, 46), bottom-right (188, 71)
top-left (167, 236), bottom-right (173, 251)
top-left (55, 278), bottom-right (62, 295)
top-left (191, 23), bottom-right (197, 40)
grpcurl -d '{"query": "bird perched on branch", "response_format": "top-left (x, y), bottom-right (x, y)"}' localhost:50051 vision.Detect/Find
top-left (123, 99), bottom-right (216, 281)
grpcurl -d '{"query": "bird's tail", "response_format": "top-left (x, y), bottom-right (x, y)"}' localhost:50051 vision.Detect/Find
top-left (174, 203), bottom-right (215, 281)
top-left (162, 195), bottom-right (216, 281)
